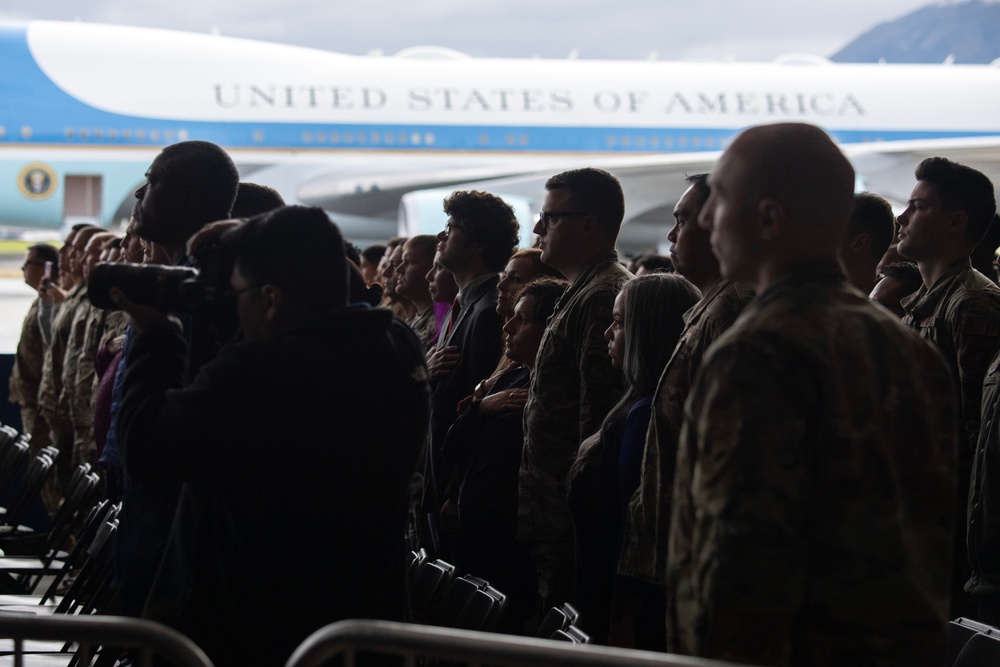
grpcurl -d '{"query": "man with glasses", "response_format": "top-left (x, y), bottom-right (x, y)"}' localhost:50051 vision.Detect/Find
top-left (422, 189), bottom-right (519, 558)
top-left (519, 167), bottom-right (632, 614)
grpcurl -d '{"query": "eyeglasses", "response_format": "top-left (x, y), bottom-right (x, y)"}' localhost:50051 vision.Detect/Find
top-left (442, 222), bottom-right (464, 238)
top-left (21, 261), bottom-right (45, 270)
top-left (537, 211), bottom-right (589, 230)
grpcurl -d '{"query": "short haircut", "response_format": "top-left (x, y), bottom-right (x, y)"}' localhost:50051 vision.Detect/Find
top-left (633, 253), bottom-right (674, 274)
top-left (70, 222), bottom-right (96, 233)
top-left (361, 244), bottom-right (386, 265)
top-left (223, 206), bottom-right (347, 308)
top-left (518, 277), bottom-right (568, 324)
top-left (385, 236), bottom-right (408, 251)
top-left (915, 157), bottom-right (997, 244)
top-left (158, 141), bottom-right (239, 223)
top-left (28, 243), bottom-right (59, 280)
top-left (510, 247), bottom-right (564, 280)
top-left (404, 235), bottom-right (438, 264)
top-left (545, 168), bottom-right (625, 237)
top-left (849, 192), bottom-right (895, 260)
top-left (685, 173), bottom-right (711, 206)
top-left (443, 190), bottom-right (520, 272)
top-left (231, 182), bottom-right (285, 218)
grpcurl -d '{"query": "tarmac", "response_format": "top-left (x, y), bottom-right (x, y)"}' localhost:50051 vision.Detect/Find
top-left (0, 255), bottom-right (41, 354)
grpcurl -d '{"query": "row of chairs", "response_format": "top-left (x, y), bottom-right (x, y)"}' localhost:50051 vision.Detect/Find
top-left (407, 548), bottom-right (590, 643)
top-left (949, 617), bottom-right (1000, 666)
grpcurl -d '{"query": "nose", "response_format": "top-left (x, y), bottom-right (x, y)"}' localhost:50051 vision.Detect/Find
top-left (604, 322), bottom-right (614, 341)
top-left (896, 211), bottom-right (908, 227)
top-left (436, 230), bottom-right (447, 241)
top-left (532, 218), bottom-right (544, 236)
top-left (134, 182), bottom-right (148, 200)
top-left (666, 222), bottom-right (678, 244)
top-left (502, 319), bottom-right (515, 335)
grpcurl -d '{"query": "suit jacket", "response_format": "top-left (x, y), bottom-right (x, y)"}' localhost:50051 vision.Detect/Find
top-left (426, 273), bottom-right (503, 509)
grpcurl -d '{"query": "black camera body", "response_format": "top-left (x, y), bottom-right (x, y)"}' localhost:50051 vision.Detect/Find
top-left (88, 241), bottom-right (236, 312)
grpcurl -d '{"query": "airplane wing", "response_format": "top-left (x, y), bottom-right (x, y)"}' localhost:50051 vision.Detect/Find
top-left (289, 136), bottom-right (999, 253)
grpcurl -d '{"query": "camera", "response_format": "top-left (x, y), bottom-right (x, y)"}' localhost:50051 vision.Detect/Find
top-left (88, 241), bottom-right (235, 312)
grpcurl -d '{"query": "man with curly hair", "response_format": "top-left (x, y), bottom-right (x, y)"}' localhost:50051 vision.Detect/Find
top-left (423, 190), bottom-right (519, 557)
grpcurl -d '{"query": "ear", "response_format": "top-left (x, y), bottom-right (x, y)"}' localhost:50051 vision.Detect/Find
top-left (948, 210), bottom-right (969, 239)
top-left (756, 197), bottom-right (786, 241)
top-left (260, 284), bottom-right (284, 322)
top-left (848, 232), bottom-right (870, 256)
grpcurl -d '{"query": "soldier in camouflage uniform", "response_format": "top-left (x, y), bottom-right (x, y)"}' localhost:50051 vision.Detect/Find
top-left (9, 244), bottom-right (59, 505)
top-left (896, 157), bottom-right (1000, 617)
top-left (610, 175), bottom-right (753, 648)
top-left (37, 225), bottom-right (100, 493)
top-left (396, 235), bottom-right (438, 349)
top-left (668, 123), bottom-right (958, 666)
top-left (519, 168), bottom-right (631, 612)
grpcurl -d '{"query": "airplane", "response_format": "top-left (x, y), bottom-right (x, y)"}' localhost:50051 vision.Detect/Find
top-left (1, 19), bottom-right (999, 252)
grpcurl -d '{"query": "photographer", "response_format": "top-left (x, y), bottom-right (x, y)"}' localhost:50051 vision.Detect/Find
top-left (113, 206), bottom-right (431, 667)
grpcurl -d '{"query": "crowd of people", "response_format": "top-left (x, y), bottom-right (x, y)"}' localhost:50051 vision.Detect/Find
top-left (5, 122), bottom-right (1000, 666)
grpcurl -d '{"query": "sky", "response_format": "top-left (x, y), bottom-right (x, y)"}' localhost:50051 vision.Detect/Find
top-left (0, 0), bottom-right (956, 62)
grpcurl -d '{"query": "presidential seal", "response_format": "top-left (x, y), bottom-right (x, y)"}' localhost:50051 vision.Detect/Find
top-left (18, 164), bottom-right (56, 200)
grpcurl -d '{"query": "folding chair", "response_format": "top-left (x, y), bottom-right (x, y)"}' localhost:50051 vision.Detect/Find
top-left (407, 547), bottom-right (429, 585)
top-left (454, 585), bottom-right (507, 632)
top-left (949, 617), bottom-right (999, 666)
top-left (0, 448), bottom-right (57, 531)
top-left (427, 575), bottom-right (485, 627)
top-left (535, 601), bottom-right (580, 639)
top-left (954, 627), bottom-right (1000, 666)
top-left (552, 624), bottom-right (590, 644)
top-left (409, 559), bottom-right (456, 623)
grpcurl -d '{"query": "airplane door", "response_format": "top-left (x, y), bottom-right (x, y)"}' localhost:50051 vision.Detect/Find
top-left (63, 175), bottom-right (103, 226)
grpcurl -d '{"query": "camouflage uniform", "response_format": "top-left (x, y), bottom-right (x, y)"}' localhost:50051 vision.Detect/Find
top-left (9, 298), bottom-right (50, 452)
top-left (617, 279), bottom-right (753, 586)
top-left (71, 302), bottom-right (110, 468)
top-left (668, 261), bottom-right (957, 666)
top-left (901, 258), bottom-right (1000, 615)
top-left (61, 291), bottom-right (96, 468)
top-left (519, 253), bottom-right (630, 606)
top-left (969, 352), bottom-right (1000, 613)
top-left (407, 307), bottom-right (437, 350)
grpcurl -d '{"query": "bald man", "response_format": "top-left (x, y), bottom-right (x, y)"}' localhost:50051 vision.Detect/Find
top-left (667, 123), bottom-right (958, 666)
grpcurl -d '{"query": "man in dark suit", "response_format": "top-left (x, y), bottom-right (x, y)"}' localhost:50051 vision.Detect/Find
top-left (423, 190), bottom-right (520, 556)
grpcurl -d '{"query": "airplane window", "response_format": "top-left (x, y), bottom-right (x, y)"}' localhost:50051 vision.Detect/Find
top-left (411, 133), bottom-right (421, 145)
top-left (316, 132), bottom-right (326, 143)
top-left (606, 135), bottom-right (616, 147)
top-left (621, 136), bottom-right (631, 147)
top-left (123, 129), bottom-right (132, 139)
top-left (636, 136), bottom-right (646, 147)
top-left (252, 131), bottom-right (265, 143)
top-left (425, 133), bottom-right (435, 145)
top-left (20, 126), bottom-right (31, 139)
top-left (136, 129), bottom-right (146, 140)
top-left (479, 134), bottom-right (489, 146)
top-left (664, 136), bottom-right (673, 147)
top-left (358, 132), bottom-right (367, 143)
top-left (80, 129), bottom-right (89, 139)
top-left (650, 136), bottom-right (660, 147)
top-left (371, 132), bottom-right (381, 144)
top-left (109, 129), bottom-right (118, 139)
top-left (344, 132), bottom-right (353, 143)
top-left (164, 130), bottom-right (174, 141)
top-left (178, 129), bottom-right (190, 141)
top-left (384, 133), bottom-right (394, 145)
top-left (506, 134), bottom-right (516, 146)
top-left (0, 126), bottom-right (6, 138)
top-left (519, 134), bottom-right (528, 146)
top-left (94, 129), bottom-right (103, 139)
top-left (399, 133), bottom-right (409, 144)
top-left (678, 136), bottom-right (687, 147)
top-left (65, 128), bottom-right (74, 139)
top-left (704, 136), bottom-right (714, 147)
top-left (692, 137), bottom-right (700, 147)
top-left (150, 130), bottom-right (160, 141)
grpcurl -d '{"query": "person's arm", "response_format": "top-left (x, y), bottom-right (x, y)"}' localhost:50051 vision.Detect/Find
top-left (953, 294), bottom-right (1000, 452)
top-left (575, 289), bottom-right (623, 437)
top-left (672, 339), bottom-right (815, 664)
